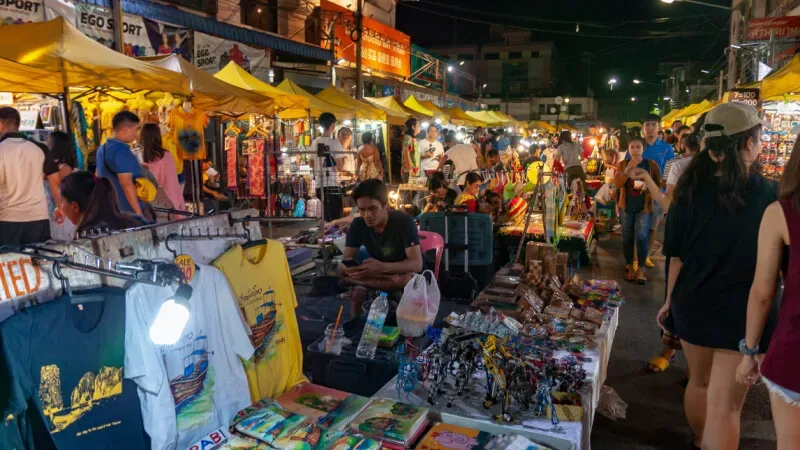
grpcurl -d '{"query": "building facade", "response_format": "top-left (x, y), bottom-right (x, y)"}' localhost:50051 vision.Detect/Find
top-left (483, 97), bottom-right (598, 122)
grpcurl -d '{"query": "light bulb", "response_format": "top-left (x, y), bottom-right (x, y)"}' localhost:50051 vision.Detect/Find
top-left (343, 120), bottom-right (352, 126)
top-left (456, 132), bottom-right (464, 140)
top-left (435, 118), bottom-right (442, 124)
top-left (317, 126), bottom-right (324, 133)
top-left (590, 138), bottom-right (597, 146)
top-left (422, 121), bottom-right (430, 129)
top-left (150, 299), bottom-right (190, 345)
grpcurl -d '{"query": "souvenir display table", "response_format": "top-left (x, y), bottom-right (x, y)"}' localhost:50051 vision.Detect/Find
top-left (375, 309), bottom-right (619, 450)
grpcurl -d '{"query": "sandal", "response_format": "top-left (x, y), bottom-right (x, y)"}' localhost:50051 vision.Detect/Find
top-left (637, 275), bottom-right (649, 285)
top-left (647, 352), bottom-right (676, 373)
top-left (624, 265), bottom-right (636, 281)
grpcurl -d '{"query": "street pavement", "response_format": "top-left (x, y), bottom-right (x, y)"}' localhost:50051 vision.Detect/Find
top-left (587, 230), bottom-right (776, 450)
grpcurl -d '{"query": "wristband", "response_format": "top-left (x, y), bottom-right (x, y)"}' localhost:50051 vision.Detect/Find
top-left (738, 338), bottom-right (759, 356)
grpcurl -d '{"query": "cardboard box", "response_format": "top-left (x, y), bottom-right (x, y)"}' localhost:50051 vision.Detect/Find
top-left (546, 392), bottom-right (584, 422)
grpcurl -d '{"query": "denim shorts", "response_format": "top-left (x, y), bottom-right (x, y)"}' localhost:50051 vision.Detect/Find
top-left (763, 376), bottom-right (800, 407)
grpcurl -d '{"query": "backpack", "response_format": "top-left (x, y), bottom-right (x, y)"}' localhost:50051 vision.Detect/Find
top-left (280, 193), bottom-right (294, 211)
top-left (293, 198), bottom-right (306, 217)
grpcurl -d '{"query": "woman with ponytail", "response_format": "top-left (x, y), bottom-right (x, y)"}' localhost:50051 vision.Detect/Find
top-left (59, 171), bottom-right (144, 235)
top-left (660, 103), bottom-right (776, 450)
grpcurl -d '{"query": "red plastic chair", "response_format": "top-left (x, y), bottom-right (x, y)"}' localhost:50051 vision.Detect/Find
top-left (418, 230), bottom-right (444, 279)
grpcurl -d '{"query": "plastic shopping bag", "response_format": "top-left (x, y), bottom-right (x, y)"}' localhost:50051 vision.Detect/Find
top-left (396, 271), bottom-right (441, 337)
top-left (595, 183), bottom-right (613, 206)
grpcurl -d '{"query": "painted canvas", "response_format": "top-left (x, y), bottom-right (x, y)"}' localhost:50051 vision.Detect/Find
top-left (416, 423), bottom-right (494, 450)
top-left (345, 398), bottom-right (428, 445)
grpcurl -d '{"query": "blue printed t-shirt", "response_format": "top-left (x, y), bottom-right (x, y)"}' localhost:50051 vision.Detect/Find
top-left (626, 138), bottom-right (674, 176)
top-left (96, 138), bottom-right (144, 214)
top-left (0, 288), bottom-right (148, 450)
top-left (345, 210), bottom-right (420, 266)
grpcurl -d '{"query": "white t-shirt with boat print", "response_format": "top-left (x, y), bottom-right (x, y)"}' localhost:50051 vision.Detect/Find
top-left (125, 265), bottom-right (255, 450)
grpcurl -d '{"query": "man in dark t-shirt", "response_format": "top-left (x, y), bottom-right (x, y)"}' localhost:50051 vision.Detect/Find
top-left (340, 179), bottom-right (423, 313)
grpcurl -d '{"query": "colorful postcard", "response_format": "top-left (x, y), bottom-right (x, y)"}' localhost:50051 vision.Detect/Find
top-left (276, 384), bottom-right (351, 420)
top-left (234, 403), bottom-right (312, 445)
top-left (345, 398), bottom-right (428, 445)
top-left (273, 425), bottom-right (382, 450)
top-left (416, 423), bottom-right (494, 450)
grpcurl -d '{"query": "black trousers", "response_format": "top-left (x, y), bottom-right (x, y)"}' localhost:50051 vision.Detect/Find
top-left (0, 220), bottom-right (51, 246)
top-left (316, 187), bottom-right (343, 222)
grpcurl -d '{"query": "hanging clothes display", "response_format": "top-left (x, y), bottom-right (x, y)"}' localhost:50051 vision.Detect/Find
top-left (167, 106), bottom-right (209, 161)
top-left (0, 287), bottom-right (148, 450)
top-left (246, 138), bottom-right (266, 198)
top-left (225, 135), bottom-right (238, 190)
top-left (125, 266), bottom-right (254, 450)
top-left (213, 242), bottom-right (306, 402)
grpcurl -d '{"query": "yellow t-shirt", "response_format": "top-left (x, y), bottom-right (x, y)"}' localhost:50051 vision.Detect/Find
top-left (213, 242), bottom-right (306, 402)
top-left (168, 107), bottom-right (209, 160)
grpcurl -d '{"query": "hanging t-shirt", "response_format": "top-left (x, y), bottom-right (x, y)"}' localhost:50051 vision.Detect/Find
top-left (0, 288), bottom-right (148, 450)
top-left (168, 108), bottom-right (209, 160)
top-left (125, 266), bottom-right (254, 450)
top-left (213, 243), bottom-right (306, 403)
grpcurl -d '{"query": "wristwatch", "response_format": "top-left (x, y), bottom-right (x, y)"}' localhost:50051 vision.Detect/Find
top-left (738, 339), bottom-right (759, 356)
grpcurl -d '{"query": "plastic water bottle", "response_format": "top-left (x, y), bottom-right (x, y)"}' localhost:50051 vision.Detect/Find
top-left (356, 292), bottom-right (388, 359)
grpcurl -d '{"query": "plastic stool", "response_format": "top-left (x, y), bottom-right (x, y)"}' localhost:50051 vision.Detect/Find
top-left (418, 230), bottom-right (444, 279)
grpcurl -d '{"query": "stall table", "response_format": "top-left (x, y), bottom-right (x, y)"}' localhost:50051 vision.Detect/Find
top-left (374, 308), bottom-right (620, 450)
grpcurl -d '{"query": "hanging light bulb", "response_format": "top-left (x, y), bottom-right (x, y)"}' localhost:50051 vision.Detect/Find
top-left (149, 284), bottom-right (193, 345)
top-left (422, 121), bottom-right (430, 129)
top-left (343, 119), bottom-right (353, 126)
top-left (317, 126), bottom-right (324, 133)
top-left (434, 118), bottom-right (442, 125)
top-left (575, 23), bottom-right (580, 32)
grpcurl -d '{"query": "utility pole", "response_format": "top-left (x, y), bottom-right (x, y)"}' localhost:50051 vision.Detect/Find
top-left (329, 15), bottom-right (336, 85)
top-left (111, 0), bottom-right (124, 53)
top-left (441, 61), bottom-right (447, 107)
top-left (728, 0), bottom-right (744, 90)
top-left (354, 0), bottom-right (364, 99)
top-left (718, 69), bottom-right (724, 100)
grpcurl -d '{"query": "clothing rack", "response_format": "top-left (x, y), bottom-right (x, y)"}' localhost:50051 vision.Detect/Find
top-left (0, 245), bottom-right (170, 287)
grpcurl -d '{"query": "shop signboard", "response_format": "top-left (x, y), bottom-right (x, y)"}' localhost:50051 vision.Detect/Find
top-left (321, 0), bottom-right (410, 78)
top-left (0, 0), bottom-right (45, 24)
top-left (193, 32), bottom-right (271, 82)
top-left (748, 16), bottom-right (800, 41)
top-left (75, 3), bottom-right (151, 56)
top-left (728, 88), bottom-right (761, 109)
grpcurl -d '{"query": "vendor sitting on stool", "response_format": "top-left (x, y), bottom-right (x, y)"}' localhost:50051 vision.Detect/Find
top-left (339, 179), bottom-right (423, 316)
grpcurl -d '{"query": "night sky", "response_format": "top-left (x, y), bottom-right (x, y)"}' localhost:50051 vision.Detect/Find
top-left (396, 0), bottom-right (731, 122)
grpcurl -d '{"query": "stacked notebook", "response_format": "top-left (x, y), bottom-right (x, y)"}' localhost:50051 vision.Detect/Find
top-left (276, 383), bottom-right (371, 430)
top-left (415, 423), bottom-right (495, 450)
top-left (345, 398), bottom-right (430, 449)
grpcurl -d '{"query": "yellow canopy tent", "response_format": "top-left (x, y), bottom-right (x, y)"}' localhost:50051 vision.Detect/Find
top-left (363, 97), bottom-right (410, 125)
top-left (403, 95), bottom-right (436, 117)
top-left (0, 58), bottom-right (63, 93)
top-left (418, 100), bottom-right (450, 124)
top-left (529, 120), bottom-right (556, 133)
top-left (467, 111), bottom-right (502, 126)
top-left (0, 17), bottom-right (189, 95)
top-left (557, 123), bottom-right (576, 132)
top-left (367, 96), bottom-right (427, 118)
top-left (276, 78), bottom-right (354, 120)
top-left (661, 109), bottom-right (681, 128)
top-left (141, 54), bottom-right (273, 115)
top-left (621, 121), bottom-right (642, 129)
top-left (747, 54), bottom-right (800, 100)
top-left (683, 99), bottom-right (720, 126)
top-left (442, 107), bottom-right (486, 127)
top-left (675, 100), bottom-right (712, 122)
top-left (214, 62), bottom-right (308, 118)
top-left (491, 111), bottom-right (517, 126)
top-left (316, 85), bottom-right (386, 122)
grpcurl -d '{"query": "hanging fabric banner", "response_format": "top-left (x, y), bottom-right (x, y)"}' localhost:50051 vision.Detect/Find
top-left (143, 17), bottom-right (192, 61)
top-left (75, 2), bottom-right (151, 56)
top-left (0, 0), bottom-right (45, 23)
top-left (193, 32), bottom-right (271, 81)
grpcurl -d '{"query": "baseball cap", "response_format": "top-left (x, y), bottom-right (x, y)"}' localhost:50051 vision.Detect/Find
top-left (703, 102), bottom-right (769, 137)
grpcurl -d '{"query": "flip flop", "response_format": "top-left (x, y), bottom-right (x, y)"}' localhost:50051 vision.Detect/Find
top-left (637, 275), bottom-right (649, 285)
top-left (647, 354), bottom-right (674, 373)
top-left (624, 265), bottom-right (636, 282)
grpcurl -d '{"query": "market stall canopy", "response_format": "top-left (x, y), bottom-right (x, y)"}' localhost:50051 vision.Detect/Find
top-left (366, 96), bottom-right (422, 118)
top-left (491, 111), bottom-right (518, 126)
top-left (363, 97), bottom-right (410, 125)
top-left (529, 120), bottom-right (556, 133)
top-left (214, 62), bottom-right (308, 117)
top-left (403, 95), bottom-right (436, 118)
top-left (675, 100), bottom-right (712, 122)
top-left (660, 109), bottom-right (681, 128)
top-left (277, 78), bottom-right (354, 120)
top-left (557, 123), bottom-right (577, 132)
top-left (316, 86), bottom-right (386, 122)
top-left (442, 107), bottom-right (486, 127)
top-left (0, 58), bottom-right (64, 93)
top-left (621, 121), bottom-right (642, 129)
top-left (683, 99), bottom-right (720, 126)
top-left (0, 17), bottom-right (189, 95)
top-left (743, 54), bottom-right (800, 100)
top-left (466, 110), bottom-right (502, 126)
top-left (140, 55), bottom-right (273, 115)
top-left (418, 100), bottom-right (450, 124)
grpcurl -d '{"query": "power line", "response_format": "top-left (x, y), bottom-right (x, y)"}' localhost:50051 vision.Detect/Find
top-left (398, 2), bottom-right (716, 39)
